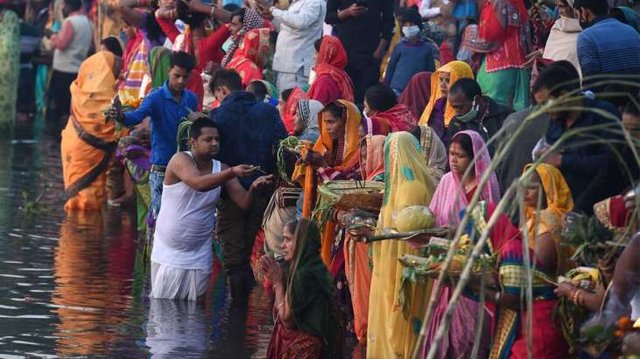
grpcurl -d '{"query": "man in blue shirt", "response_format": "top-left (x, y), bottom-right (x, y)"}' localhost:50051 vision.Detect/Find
top-left (574, 0), bottom-right (640, 92)
top-left (113, 51), bottom-right (198, 238)
top-left (208, 69), bottom-right (287, 305)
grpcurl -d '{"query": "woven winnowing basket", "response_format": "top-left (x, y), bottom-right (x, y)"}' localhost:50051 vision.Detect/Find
top-left (316, 180), bottom-right (384, 213)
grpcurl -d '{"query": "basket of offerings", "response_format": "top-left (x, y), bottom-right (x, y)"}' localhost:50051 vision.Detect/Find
top-left (316, 180), bottom-right (385, 214)
top-left (363, 206), bottom-right (450, 243)
top-left (398, 234), bottom-right (497, 279)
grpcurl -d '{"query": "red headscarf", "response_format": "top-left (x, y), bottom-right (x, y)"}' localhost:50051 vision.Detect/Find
top-left (283, 87), bottom-right (307, 135)
top-left (226, 28), bottom-right (271, 87)
top-left (310, 36), bottom-right (354, 102)
top-left (398, 72), bottom-right (431, 120)
top-left (372, 103), bottom-right (416, 132)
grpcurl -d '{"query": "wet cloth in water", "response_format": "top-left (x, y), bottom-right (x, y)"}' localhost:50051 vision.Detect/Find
top-left (150, 155), bottom-right (221, 300)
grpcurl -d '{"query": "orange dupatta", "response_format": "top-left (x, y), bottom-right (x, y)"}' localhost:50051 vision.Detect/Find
top-left (302, 100), bottom-right (361, 266)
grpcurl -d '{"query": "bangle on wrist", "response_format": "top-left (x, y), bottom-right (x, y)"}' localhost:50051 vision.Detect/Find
top-left (571, 289), bottom-right (581, 304)
top-left (276, 302), bottom-right (284, 311)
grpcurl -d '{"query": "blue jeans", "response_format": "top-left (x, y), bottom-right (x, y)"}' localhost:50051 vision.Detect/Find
top-left (148, 171), bottom-right (165, 242)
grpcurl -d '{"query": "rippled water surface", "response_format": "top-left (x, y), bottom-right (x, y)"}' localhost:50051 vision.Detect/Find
top-left (0, 123), bottom-right (275, 358)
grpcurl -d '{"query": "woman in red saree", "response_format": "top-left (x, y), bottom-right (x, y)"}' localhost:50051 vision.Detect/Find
top-left (226, 28), bottom-right (271, 88)
top-left (364, 84), bottom-right (416, 132)
top-left (308, 36), bottom-right (354, 106)
top-left (460, 199), bottom-right (569, 359)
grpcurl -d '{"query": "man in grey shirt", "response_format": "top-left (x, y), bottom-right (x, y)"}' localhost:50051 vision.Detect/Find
top-left (47, 0), bottom-right (93, 132)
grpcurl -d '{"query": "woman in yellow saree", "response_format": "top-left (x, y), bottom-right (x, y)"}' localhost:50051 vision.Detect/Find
top-left (61, 51), bottom-right (120, 211)
top-left (367, 132), bottom-right (438, 358)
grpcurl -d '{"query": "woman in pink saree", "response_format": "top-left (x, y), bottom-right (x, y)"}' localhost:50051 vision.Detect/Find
top-left (423, 130), bottom-right (501, 358)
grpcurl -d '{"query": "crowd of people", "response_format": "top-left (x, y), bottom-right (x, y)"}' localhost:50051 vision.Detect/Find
top-left (3, 0), bottom-right (640, 357)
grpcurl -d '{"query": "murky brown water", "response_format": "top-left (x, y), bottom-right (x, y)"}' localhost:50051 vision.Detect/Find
top-left (0, 121), bottom-right (275, 358)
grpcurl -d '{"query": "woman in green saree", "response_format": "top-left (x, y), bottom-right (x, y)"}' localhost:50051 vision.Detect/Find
top-left (259, 219), bottom-right (340, 358)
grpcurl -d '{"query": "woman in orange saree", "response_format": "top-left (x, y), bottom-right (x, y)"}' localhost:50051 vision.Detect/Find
top-left (61, 51), bottom-right (119, 211)
top-left (226, 28), bottom-right (271, 88)
top-left (342, 135), bottom-right (386, 345)
top-left (301, 100), bottom-right (361, 267)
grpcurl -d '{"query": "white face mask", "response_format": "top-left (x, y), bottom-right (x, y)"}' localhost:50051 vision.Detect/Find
top-left (402, 25), bottom-right (420, 39)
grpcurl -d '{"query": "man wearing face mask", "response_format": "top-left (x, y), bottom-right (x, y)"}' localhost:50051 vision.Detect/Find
top-left (445, 78), bottom-right (511, 154)
top-left (383, 8), bottom-right (436, 96)
top-left (574, 0), bottom-right (640, 92)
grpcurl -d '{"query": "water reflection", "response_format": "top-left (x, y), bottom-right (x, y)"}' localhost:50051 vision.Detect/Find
top-left (147, 299), bottom-right (209, 358)
top-left (0, 121), bottom-right (277, 358)
top-left (53, 211), bottom-right (136, 356)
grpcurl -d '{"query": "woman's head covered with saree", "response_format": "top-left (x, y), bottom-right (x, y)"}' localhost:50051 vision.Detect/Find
top-left (360, 135), bottom-right (386, 181)
top-left (294, 99), bottom-right (324, 138)
top-left (221, 8), bottom-right (264, 67)
top-left (285, 219), bottom-right (338, 357)
top-left (418, 61), bottom-right (474, 127)
top-left (380, 132), bottom-right (437, 229)
top-left (412, 124), bottom-right (448, 180)
top-left (429, 130), bottom-right (500, 227)
top-left (399, 72), bottom-right (432, 120)
top-left (311, 35), bottom-right (355, 102)
top-left (282, 87), bottom-right (307, 134)
top-left (364, 84), bottom-right (416, 132)
top-left (521, 163), bottom-right (573, 259)
top-left (522, 163), bottom-right (573, 221)
top-left (313, 100), bottom-right (362, 173)
top-left (70, 50), bottom-right (119, 128)
top-left (226, 27), bottom-right (271, 86)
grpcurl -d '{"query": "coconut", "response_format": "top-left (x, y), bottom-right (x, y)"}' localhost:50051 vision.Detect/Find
top-left (395, 206), bottom-right (436, 232)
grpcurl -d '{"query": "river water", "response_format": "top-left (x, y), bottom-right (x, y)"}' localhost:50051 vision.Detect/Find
top-left (0, 122), bottom-right (275, 358)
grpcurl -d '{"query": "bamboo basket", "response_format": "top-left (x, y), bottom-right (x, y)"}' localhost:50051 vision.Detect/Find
top-left (316, 180), bottom-right (385, 214)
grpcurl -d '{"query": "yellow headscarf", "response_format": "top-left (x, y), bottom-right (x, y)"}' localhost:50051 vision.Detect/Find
top-left (418, 61), bottom-right (474, 127)
top-left (522, 163), bottom-right (574, 273)
top-left (523, 163), bottom-right (574, 226)
top-left (312, 100), bottom-right (362, 171)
